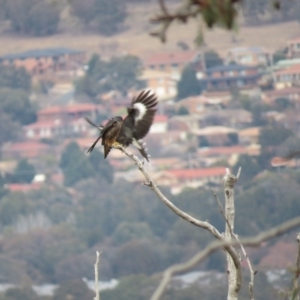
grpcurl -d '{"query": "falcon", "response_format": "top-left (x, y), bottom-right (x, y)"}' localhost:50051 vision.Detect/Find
top-left (85, 90), bottom-right (158, 160)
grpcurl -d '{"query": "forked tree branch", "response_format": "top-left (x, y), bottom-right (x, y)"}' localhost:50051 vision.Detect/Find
top-left (119, 147), bottom-right (300, 300)
top-left (120, 148), bottom-right (241, 296)
top-left (150, 216), bottom-right (300, 300)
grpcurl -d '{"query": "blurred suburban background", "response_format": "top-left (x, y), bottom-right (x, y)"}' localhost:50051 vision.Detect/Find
top-left (0, 0), bottom-right (299, 299)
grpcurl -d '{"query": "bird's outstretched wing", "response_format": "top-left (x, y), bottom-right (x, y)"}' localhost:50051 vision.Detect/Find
top-left (123, 90), bottom-right (158, 140)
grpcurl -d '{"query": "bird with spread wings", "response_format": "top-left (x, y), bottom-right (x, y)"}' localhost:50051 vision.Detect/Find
top-left (85, 90), bottom-right (158, 161)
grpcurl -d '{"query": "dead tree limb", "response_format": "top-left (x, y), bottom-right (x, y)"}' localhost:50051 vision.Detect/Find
top-left (150, 216), bottom-right (300, 300)
top-left (94, 251), bottom-right (101, 300)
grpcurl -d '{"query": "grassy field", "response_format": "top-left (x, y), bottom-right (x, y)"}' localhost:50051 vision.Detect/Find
top-left (0, 2), bottom-right (299, 60)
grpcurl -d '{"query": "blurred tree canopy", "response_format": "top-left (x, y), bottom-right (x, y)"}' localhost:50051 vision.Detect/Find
top-left (76, 54), bottom-right (143, 98)
top-left (70, 0), bottom-right (127, 36)
top-left (4, 0), bottom-right (60, 36)
top-left (9, 159), bottom-right (36, 184)
top-left (176, 65), bottom-right (201, 101)
top-left (0, 65), bottom-right (31, 92)
top-left (205, 50), bottom-right (224, 69)
top-left (60, 142), bottom-right (113, 186)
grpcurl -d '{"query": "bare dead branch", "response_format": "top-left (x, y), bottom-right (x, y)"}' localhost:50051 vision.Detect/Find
top-left (120, 147), bottom-right (241, 298)
top-left (94, 251), bottom-right (101, 300)
top-left (150, 216), bottom-right (300, 300)
top-left (211, 187), bottom-right (234, 237)
top-left (212, 184), bottom-right (255, 300)
top-left (223, 168), bottom-right (241, 299)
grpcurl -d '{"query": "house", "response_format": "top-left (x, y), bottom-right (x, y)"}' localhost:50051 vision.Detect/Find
top-left (5, 183), bottom-right (43, 193)
top-left (200, 64), bottom-right (261, 91)
top-left (274, 64), bottom-right (300, 89)
top-left (238, 127), bottom-right (261, 145)
top-left (200, 109), bottom-right (252, 128)
top-left (270, 156), bottom-right (299, 169)
top-left (273, 58), bottom-right (300, 72)
top-left (287, 37), bottom-right (300, 58)
top-left (174, 95), bottom-right (226, 114)
top-left (153, 167), bottom-right (226, 194)
top-left (143, 50), bottom-right (202, 80)
top-left (192, 126), bottom-right (238, 147)
top-left (24, 103), bottom-right (103, 141)
top-left (261, 87), bottom-right (300, 105)
top-left (23, 118), bottom-right (89, 140)
top-left (149, 115), bottom-right (168, 134)
top-left (0, 47), bottom-right (85, 75)
top-left (37, 103), bottom-right (100, 122)
top-left (198, 145), bottom-right (260, 166)
top-left (226, 46), bottom-right (270, 66)
top-left (168, 115), bottom-right (202, 131)
top-left (2, 142), bottom-right (51, 159)
top-left (139, 69), bottom-right (178, 99)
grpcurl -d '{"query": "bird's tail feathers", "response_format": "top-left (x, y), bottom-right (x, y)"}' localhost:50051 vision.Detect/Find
top-left (104, 144), bottom-right (112, 159)
top-left (87, 136), bottom-right (101, 153)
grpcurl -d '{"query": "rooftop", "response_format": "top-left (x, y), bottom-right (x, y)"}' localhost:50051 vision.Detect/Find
top-left (207, 64), bottom-right (256, 73)
top-left (192, 126), bottom-right (238, 136)
top-left (227, 46), bottom-right (268, 54)
top-left (239, 127), bottom-right (261, 137)
top-left (144, 50), bottom-right (199, 66)
top-left (39, 103), bottom-right (99, 115)
top-left (1, 47), bottom-right (84, 60)
top-left (166, 167), bottom-right (226, 179)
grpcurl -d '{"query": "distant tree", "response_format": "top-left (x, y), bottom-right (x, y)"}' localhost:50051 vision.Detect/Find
top-left (0, 65), bottom-right (31, 92)
top-left (5, 0), bottom-right (60, 36)
top-left (112, 240), bottom-right (161, 277)
top-left (76, 54), bottom-right (143, 98)
top-left (53, 280), bottom-right (94, 300)
top-left (205, 50), bottom-right (223, 69)
top-left (0, 88), bottom-right (37, 125)
top-left (227, 132), bottom-right (239, 145)
top-left (0, 193), bottom-right (29, 226)
top-left (0, 112), bottom-right (20, 146)
top-left (233, 154), bottom-right (261, 183)
top-left (199, 136), bottom-right (210, 147)
top-left (259, 123), bottom-right (294, 148)
top-left (60, 142), bottom-right (95, 186)
top-left (108, 55), bottom-right (143, 94)
top-left (10, 159), bottom-right (35, 184)
top-left (4, 286), bottom-right (39, 300)
top-left (88, 148), bottom-right (114, 183)
top-left (274, 97), bottom-right (293, 111)
top-left (26, 1), bottom-right (60, 36)
top-left (272, 49), bottom-right (287, 64)
top-left (177, 106), bottom-right (189, 115)
top-left (70, 0), bottom-right (127, 36)
top-left (176, 65), bottom-right (201, 101)
top-left (112, 222), bottom-right (154, 245)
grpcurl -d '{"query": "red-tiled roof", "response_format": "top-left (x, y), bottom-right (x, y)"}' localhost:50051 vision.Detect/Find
top-left (154, 115), bottom-right (168, 123)
top-left (167, 167), bottom-right (225, 179)
top-left (275, 64), bottom-right (300, 75)
top-left (5, 183), bottom-right (42, 192)
top-left (287, 37), bottom-right (300, 44)
top-left (4, 142), bottom-right (49, 151)
top-left (263, 87), bottom-right (300, 97)
top-left (39, 103), bottom-right (99, 115)
top-left (24, 120), bottom-right (61, 129)
top-left (144, 50), bottom-right (199, 66)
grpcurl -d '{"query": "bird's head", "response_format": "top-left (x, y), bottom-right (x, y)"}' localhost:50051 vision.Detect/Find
top-left (112, 116), bottom-right (123, 126)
